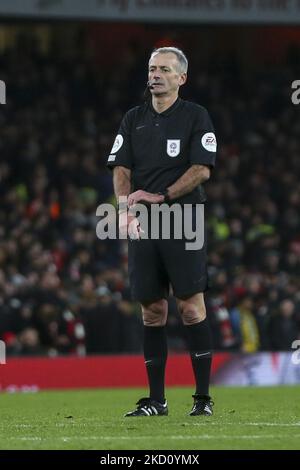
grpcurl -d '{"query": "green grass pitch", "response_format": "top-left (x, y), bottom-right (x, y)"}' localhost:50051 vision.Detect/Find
top-left (0, 386), bottom-right (299, 450)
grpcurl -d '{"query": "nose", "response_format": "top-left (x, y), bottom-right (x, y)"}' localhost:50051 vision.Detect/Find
top-left (153, 71), bottom-right (162, 81)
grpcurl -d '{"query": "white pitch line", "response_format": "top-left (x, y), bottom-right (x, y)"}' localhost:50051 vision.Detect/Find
top-left (5, 434), bottom-right (300, 441)
top-left (243, 423), bottom-right (300, 427)
top-left (3, 422), bottom-right (300, 429)
top-left (189, 422), bottom-right (300, 427)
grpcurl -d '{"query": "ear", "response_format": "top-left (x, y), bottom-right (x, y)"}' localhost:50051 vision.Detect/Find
top-left (178, 73), bottom-right (187, 86)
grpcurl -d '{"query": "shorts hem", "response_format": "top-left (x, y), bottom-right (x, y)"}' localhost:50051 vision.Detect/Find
top-left (173, 283), bottom-right (210, 300)
top-left (131, 292), bottom-right (168, 305)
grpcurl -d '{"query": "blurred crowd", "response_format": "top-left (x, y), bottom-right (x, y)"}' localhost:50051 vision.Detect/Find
top-left (0, 35), bottom-right (299, 356)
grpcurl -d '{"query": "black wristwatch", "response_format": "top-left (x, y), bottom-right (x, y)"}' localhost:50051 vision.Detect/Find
top-left (158, 189), bottom-right (170, 203)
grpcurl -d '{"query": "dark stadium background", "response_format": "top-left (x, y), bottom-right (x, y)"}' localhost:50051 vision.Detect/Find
top-left (0, 18), bottom-right (299, 387)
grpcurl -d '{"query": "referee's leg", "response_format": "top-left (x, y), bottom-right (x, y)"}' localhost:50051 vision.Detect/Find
top-left (126, 238), bottom-right (170, 414)
top-left (141, 298), bottom-right (168, 404)
top-left (176, 292), bottom-right (214, 415)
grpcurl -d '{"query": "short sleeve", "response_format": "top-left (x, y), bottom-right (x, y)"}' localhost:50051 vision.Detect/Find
top-left (189, 106), bottom-right (217, 168)
top-left (106, 110), bottom-right (133, 171)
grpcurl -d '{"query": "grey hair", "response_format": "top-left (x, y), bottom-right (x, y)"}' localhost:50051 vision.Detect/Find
top-left (150, 47), bottom-right (188, 74)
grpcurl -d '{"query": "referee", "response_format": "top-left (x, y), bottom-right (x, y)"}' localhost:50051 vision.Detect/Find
top-left (107, 47), bottom-right (217, 417)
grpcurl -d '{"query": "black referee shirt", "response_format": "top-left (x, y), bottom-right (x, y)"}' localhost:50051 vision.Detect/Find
top-left (106, 98), bottom-right (217, 205)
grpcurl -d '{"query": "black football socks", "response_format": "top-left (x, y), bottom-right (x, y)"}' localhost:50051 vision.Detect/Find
top-left (185, 318), bottom-right (213, 397)
top-left (143, 325), bottom-right (168, 403)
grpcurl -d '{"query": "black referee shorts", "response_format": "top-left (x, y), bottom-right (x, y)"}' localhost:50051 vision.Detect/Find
top-left (127, 205), bottom-right (209, 304)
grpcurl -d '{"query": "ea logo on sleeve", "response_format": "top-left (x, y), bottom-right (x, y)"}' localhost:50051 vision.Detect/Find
top-left (111, 134), bottom-right (124, 153)
top-left (201, 133), bottom-right (217, 152)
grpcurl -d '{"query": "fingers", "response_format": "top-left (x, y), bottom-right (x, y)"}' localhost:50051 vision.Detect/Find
top-left (128, 217), bottom-right (142, 241)
top-left (120, 209), bottom-right (146, 241)
top-left (128, 190), bottom-right (155, 206)
top-left (127, 190), bottom-right (165, 207)
top-left (127, 195), bottom-right (135, 207)
top-left (128, 190), bottom-right (143, 207)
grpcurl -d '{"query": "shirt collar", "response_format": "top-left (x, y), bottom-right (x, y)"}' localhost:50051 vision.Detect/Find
top-left (149, 97), bottom-right (181, 117)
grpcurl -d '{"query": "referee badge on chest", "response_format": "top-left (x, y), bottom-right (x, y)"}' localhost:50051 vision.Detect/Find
top-left (167, 139), bottom-right (180, 157)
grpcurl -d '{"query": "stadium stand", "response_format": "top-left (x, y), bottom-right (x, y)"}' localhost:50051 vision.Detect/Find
top-left (0, 31), bottom-right (299, 356)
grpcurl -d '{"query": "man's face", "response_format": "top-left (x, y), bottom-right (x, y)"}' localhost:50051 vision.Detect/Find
top-left (148, 52), bottom-right (187, 97)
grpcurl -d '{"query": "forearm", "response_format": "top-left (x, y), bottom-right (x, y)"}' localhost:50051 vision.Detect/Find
top-left (113, 166), bottom-right (132, 199)
top-left (113, 166), bottom-right (141, 239)
top-left (167, 164), bottom-right (210, 201)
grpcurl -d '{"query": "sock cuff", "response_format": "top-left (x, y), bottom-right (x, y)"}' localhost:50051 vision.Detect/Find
top-left (185, 317), bottom-right (209, 329)
top-left (184, 317), bottom-right (213, 352)
top-left (144, 325), bottom-right (166, 331)
top-left (144, 324), bottom-right (168, 361)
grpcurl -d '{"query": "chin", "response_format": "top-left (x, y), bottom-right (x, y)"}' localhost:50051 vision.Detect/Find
top-left (151, 90), bottom-right (167, 96)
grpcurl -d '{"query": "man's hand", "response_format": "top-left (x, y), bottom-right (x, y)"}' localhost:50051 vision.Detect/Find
top-left (128, 190), bottom-right (164, 207)
top-left (119, 211), bottom-right (144, 241)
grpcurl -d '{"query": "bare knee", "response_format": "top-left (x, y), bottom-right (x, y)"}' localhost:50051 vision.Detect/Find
top-left (176, 294), bottom-right (206, 325)
top-left (142, 299), bottom-right (168, 326)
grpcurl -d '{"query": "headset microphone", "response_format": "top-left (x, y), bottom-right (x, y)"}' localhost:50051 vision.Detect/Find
top-left (143, 81), bottom-right (153, 101)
